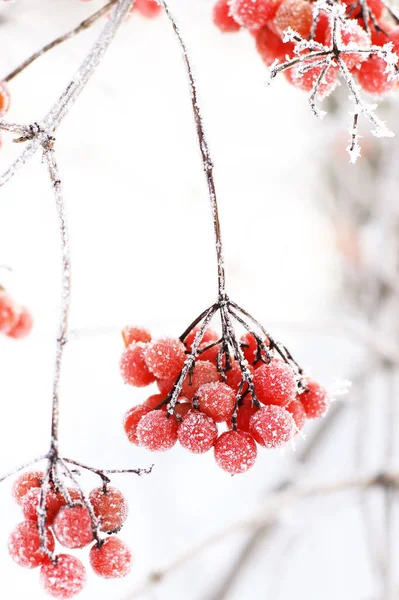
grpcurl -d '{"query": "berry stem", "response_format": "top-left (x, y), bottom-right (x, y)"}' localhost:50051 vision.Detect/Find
top-left (63, 458), bottom-right (153, 479)
top-left (0, 455), bottom-right (46, 485)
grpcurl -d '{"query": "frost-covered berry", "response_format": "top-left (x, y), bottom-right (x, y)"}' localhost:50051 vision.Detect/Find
top-left (230, 0), bottom-right (282, 28)
top-left (136, 410), bottom-right (178, 451)
top-left (0, 291), bottom-right (19, 334)
top-left (178, 410), bottom-right (218, 453)
top-left (196, 381), bottom-right (236, 422)
top-left (253, 360), bottom-right (296, 407)
top-left (197, 340), bottom-right (221, 364)
top-left (300, 379), bottom-right (329, 418)
top-left (175, 401), bottom-right (192, 419)
top-left (22, 487), bottom-right (66, 525)
top-left (124, 404), bottom-right (151, 445)
top-left (285, 60), bottom-right (338, 99)
top-left (144, 393), bottom-right (165, 409)
top-left (357, 56), bottom-right (395, 95)
top-left (249, 405), bottom-right (295, 448)
top-left (286, 399), bottom-right (306, 432)
top-left (144, 337), bottom-right (186, 379)
top-left (240, 331), bottom-right (269, 364)
top-left (274, 0), bottom-right (313, 38)
top-left (40, 554), bottom-right (86, 599)
top-left (336, 20), bottom-right (371, 70)
top-left (256, 25), bottom-right (295, 66)
top-left (214, 430), bottom-right (257, 474)
top-left (7, 306), bottom-right (33, 339)
top-left (8, 521), bottom-right (55, 568)
top-left (53, 506), bottom-right (94, 549)
top-left (182, 360), bottom-right (220, 399)
top-left (0, 81), bottom-right (10, 116)
top-left (121, 326), bottom-right (151, 347)
top-left (89, 486), bottom-right (128, 533)
top-left (229, 396), bottom-right (258, 431)
top-left (120, 342), bottom-right (156, 387)
top-left (184, 326), bottom-right (219, 351)
top-left (134, 0), bottom-right (162, 18)
top-left (89, 537), bottom-right (132, 579)
top-left (225, 360), bottom-right (254, 392)
top-left (12, 471), bottom-right (43, 506)
top-left (213, 0), bottom-right (241, 32)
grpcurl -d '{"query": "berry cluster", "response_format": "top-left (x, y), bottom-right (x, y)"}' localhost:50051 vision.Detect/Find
top-left (0, 289), bottom-right (33, 339)
top-left (8, 469), bottom-right (133, 598)
top-left (120, 322), bottom-right (329, 475)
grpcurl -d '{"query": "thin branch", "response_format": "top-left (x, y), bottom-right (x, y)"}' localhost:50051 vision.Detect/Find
top-left (0, 455), bottom-right (46, 485)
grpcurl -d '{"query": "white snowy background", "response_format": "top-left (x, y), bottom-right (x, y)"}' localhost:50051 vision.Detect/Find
top-left (0, 1), bottom-right (392, 599)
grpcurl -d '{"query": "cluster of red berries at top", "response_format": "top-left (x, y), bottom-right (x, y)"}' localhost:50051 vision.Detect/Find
top-left (8, 471), bottom-right (132, 598)
top-left (212, 0), bottom-right (399, 97)
top-left (120, 325), bottom-right (329, 475)
top-left (0, 289), bottom-right (33, 339)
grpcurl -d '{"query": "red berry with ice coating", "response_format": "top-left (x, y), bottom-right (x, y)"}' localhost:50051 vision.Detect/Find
top-left (225, 360), bottom-right (254, 392)
top-left (53, 506), bottom-right (94, 549)
top-left (136, 410), bottom-right (178, 451)
top-left (12, 471), bottom-right (43, 506)
top-left (300, 379), bottom-right (329, 418)
top-left (357, 56), bottom-right (395, 96)
top-left (253, 360), bottom-right (296, 407)
top-left (0, 81), bottom-right (10, 116)
top-left (40, 554), bottom-right (86, 599)
top-left (89, 486), bottom-right (128, 533)
top-left (256, 25), bottom-right (294, 66)
top-left (249, 405), bottom-right (295, 448)
top-left (121, 326), bottom-right (151, 348)
top-left (0, 292), bottom-right (19, 334)
top-left (197, 340), bottom-right (221, 364)
top-left (184, 326), bottom-right (219, 351)
top-left (120, 342), bottom-right (156, 387)
top-left (134, 0), bottom-right (162, 18)
top-left (214, 430), bottom-right (257, 474)
top-left (196, 382), bottom-right (236, 422)
top-left (144, 337), bottom-right (186, 379)
top-left (230, 0), bottom-right (282, 28)
top-left (213, 0), bottom-right (241, 32)
top-left (286, 60), bottom-right (338, 99)
top-left (8, 521), bottom-right (55, 568)
top-left (124, 404), bottom-right (151, 445)
top-left (7, 306), bottom-right (33, 339)
top-left (229, 396), bottom-right (258, 431)
top-left (286, 399), bottom-right (306, 432)
top-left (90, 537), bottom-right (132, 579)
top-left (178, 410), bottom-right (218, 453)
top-left (274, 0), bottom-right (313, 38)
top-left (336, 20), bottom-right (371, 70)
top-left (182, 360), bottom-right (220, 399)
top-left (22, 487), bottom-right (66, 525)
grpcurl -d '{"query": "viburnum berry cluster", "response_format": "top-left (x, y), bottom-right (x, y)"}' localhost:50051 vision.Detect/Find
top-left (212, 0), bottom-right (399, 161)
top-left (8, 468), bottom-right (133, 598)
top-left (0, 288), bottom-right (33, 339)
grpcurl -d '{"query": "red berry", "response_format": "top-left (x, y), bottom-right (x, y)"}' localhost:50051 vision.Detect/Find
top-left (196, 382), bottom-right (236, 422)
top-left (249, 405), bottom-right (295, 448)
top-left (144, 337), bottom-right (186, 379)
top-left (253, 360), bottom-right (296, 407)
top-left (123, 405), bottom-right (151, 445)
top-left (53, 505), bottom-right (93, 549)
top-left (336, 20), bottom-right (371, 70)
top-left (89, 486), bottom-right (128, 533)
top-left (314, 11), bottom-right (330, 45)
top-left (286, 399), bottom-right (306, 431)
top-left (371, 23), bottom-right (392, 46)
top-left (357, 56), bottom-right (395, 95)
top-left (136, 410), bottom-right (178, 451)
top-left (22, 487), bottom-right (66, 525)
top-left (0, 81), bottom-right (10, 116)
top-left (225, 360), bottom-right (255, 392)
top-left (214, 430), bottom-right (257, 474)
top-left (274, 0), bottom-right (313, 38)
top-left (0, 291), bottom-right (19, 334)
top-left (184, 326), bottom-right (219, 351)
top-left (121, 326), bottom-right (151, 347)
top-left (197, 340), bottom-right (221, 364)
top-left (388, 26), bottom-right (399, 54)
top-left (120, 342), bottom-right (156, 387)
top-left (230, 0), bottom-right (282, 28)
top-left (300, 379), bottom-right (329, 418)
top-left (40, 554), bottom-right (86, 599)
top-left (134, 0), bottom-right (162, 18)
top-left (240, 331), bottom-right (270, 364)
top-left (175, 401), bottom-right (192, 419)
top-left (178, 410), bottom-right (218, 453)
top-left (285, 59), bottom-right (338, 99)
top-left (8, 521), bottom-right (55, 568)
top-left (342, 0), bottom-right (383, 20)
top-left (256, 25), bottom-right (294, 66)
top-left (7, 306), bottom-right (33, 339)
top-left (228, 396), bottom-right (258, 431)
top-left (12, 471), bottom-right (43, 506)
top-left (144, 393), bottom-right (165, 410)
top-left (89, 537), bottom-right (132, 579)
top-left (213, 0), bottom-right (241, 32)
top-left (181, 360), bottom-right (220, 399)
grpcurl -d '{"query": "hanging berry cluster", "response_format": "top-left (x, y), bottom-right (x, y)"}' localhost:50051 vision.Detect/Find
top-left (7, 466), bottom-right (138, 598)
top-left (121, 319), bottom-right (329, 475)
top-left (0, 289), bottom-right (33, 339)
top-left (212, 0), bottom-right (399, 160)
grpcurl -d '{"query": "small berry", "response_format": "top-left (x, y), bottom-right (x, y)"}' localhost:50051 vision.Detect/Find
top-left (175, 401), bottom-right (192, 419)
top-left (7, 306), bottom-right (33, 339)
top-left (120, 342), bottom-right (156, 387)
top-left (214, 430), bottom-right (257, 474)
top-left (223, 360), bottom-right (254, 393)
top-left (144, 393), bottom-right (165, 410)
top-left (184, 326), bottom-right (219, 351)
top-left (229, 396), bottom-right (258, 431)
top-left (285, 59), bottom-right (338, 99)
top-left (144, 337), bottom-right (186, 379)
top-left (178, 410), bottom-right (218, 453)
top-left (240, 332), bottom-right (269, 364)
top-left (197, 340), bottom-right (221, 364)
top-left (0, 81), bottom-right (11, 116)
top-left (12, 471), bottom-right (43, 506)
top-left (121, 326), bottom-right (151, 347)
top-left (0, 291), bottom-right (19, 334)
top-left (253, 360), bottom-right (297, 407)
top-left (357, 56), bottom-right (395, 95)
top-left (134, 0), bottom-right (162, 18)
top-left (123, 405), bottom-right (151, 445)
top-left (40, 554), bottom-right (86, 599)
top-left (196, 381), bottom-right (236, 422)
top-left (89, 486), bottom-right (128, 533)
top-left (8, 521), bottom-right (55, 568)
top-left (300, 379), bottom-right (329, 418)
top-left (274, 0), bottom-right (313, 38)
top-left (89, 537), bottom-right (132, 579)
top-left (249, 405), bottom-right (295, 448)
top-left (22, 487), bottom-right (66, 525)
top-left (286, 399), bottom-right (306, 431)
top-left (53, 505), bottom-right (94, 549)
top-left (213, 0), bottom-right (241, 32)
top-left (336, 20), bottom-right (371, 70)
top-left (136, 410), bottom-right (178, 451)
top-left (230, 0), bottom-right (282, 28)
